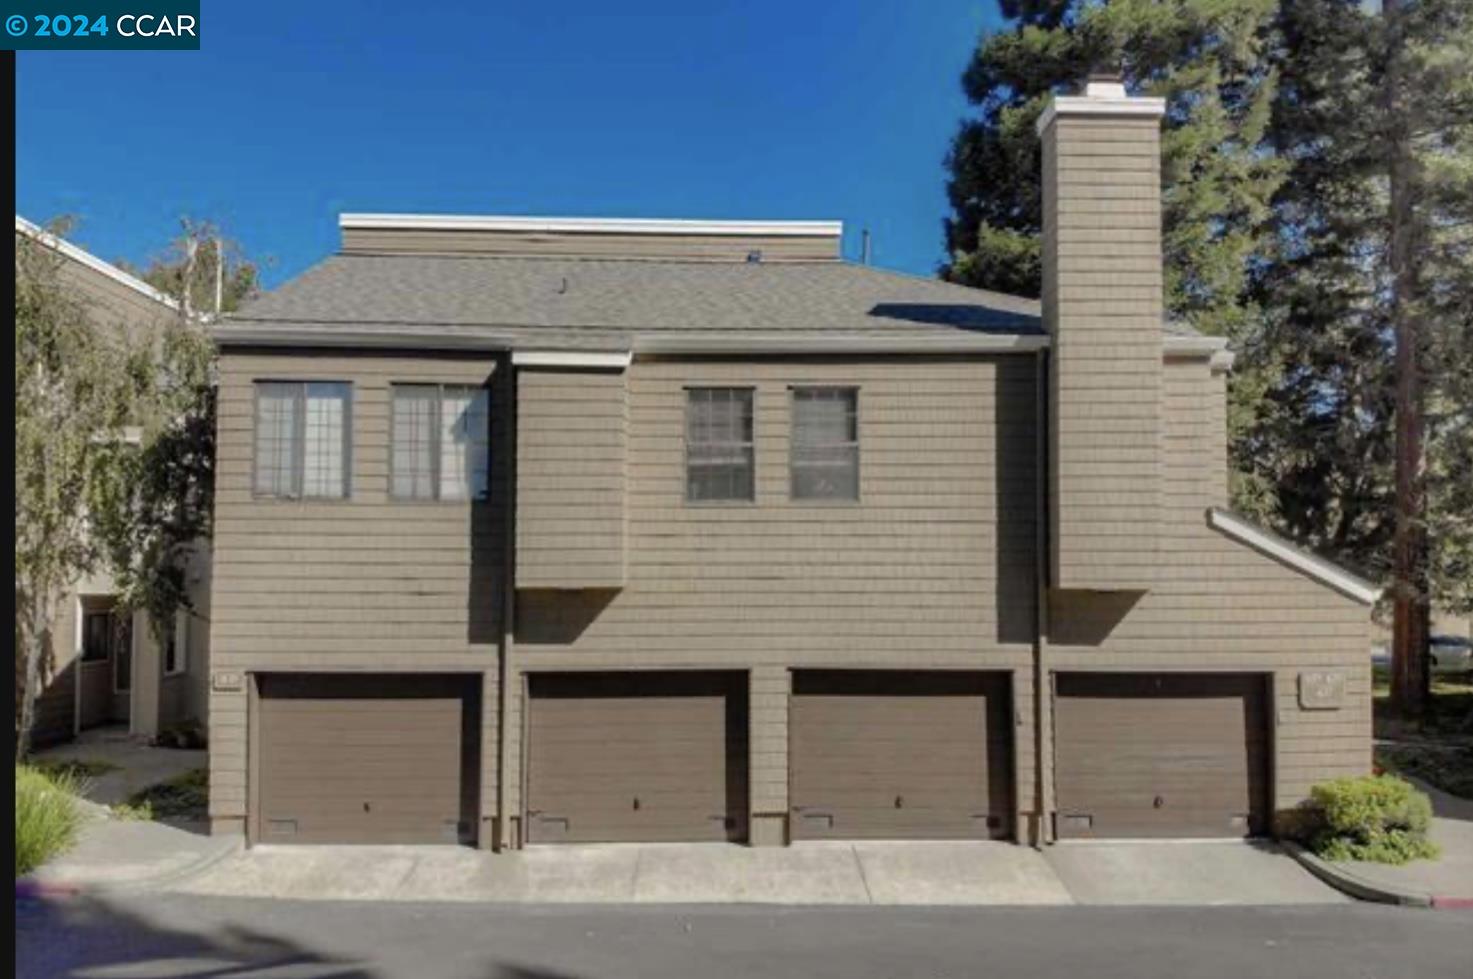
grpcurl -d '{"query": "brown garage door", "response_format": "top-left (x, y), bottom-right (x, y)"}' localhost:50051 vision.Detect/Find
top-left (790, 671), bottom-right (1013, 840)
top-left (1054, 673), bottom-right (1269, 839)
top-left (525, 672), bottom-right (748, 844)
top-left (256, 674), bottom-right (479, 845)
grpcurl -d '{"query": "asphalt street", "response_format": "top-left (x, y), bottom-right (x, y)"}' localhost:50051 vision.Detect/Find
top-left (15, 892), bottom-right (1473, 979)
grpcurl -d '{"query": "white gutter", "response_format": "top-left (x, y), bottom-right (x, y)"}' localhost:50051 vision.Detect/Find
top-left (511, 350), bottom-right (632, 369)
top-left (339, 213), bottom-right (844, 238)
top-left (212, 323), bottom-right (1226, 360)
top-left (16, 215), bottom-right (180, 311)
top-left (1207, 508), bottom-right (1383, 605)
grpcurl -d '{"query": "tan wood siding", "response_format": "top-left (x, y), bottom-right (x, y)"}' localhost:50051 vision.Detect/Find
top-left (507, 357), bottom-right (1041, 837)
top-left (341, 227), bottom-right (840, 262)
top-left (255, 673), bottom-right (477, 844)
top-left (790, 671), bottom-right (1012, 840)
top-left (516, 368), bottom-right (627, 588)
top-left (1042, 112), bottom-right (1164, 589)
top-left (1044, 359), bottom-right (1372, 832)
top-left (524, 672), bottom-right (747, 843)
top-left (208, 350), bottom-right (508, 830)
top-left (1054, 673), bottom-right (1269, 838)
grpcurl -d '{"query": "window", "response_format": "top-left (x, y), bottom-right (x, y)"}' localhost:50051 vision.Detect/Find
top-left (81, 609), bottom-right (115, 663)
top-left (391, 384), bottom-right (491, 501)
top-left (791, 387), bottom-right (859, 501)
top-left (686, 388), bottom-right (755, 502)
top-left (163, 611), bottom-right (188, 677)
top-left (253, 381), bottom-right (351, 499)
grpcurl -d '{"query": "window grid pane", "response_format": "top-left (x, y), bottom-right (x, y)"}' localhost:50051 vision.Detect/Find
top-left (301, 382), bottom-right (348, 499)
top-left (792, 387), bottom-right (859, 501)
top-left (253, 382), bottom-right (300, 497)
top-left (686, 388), bottom-right (754, 502)
top-left (440, 386), bottom-right (490, 502)
top-left (392, 385), bottom-right (437, 500)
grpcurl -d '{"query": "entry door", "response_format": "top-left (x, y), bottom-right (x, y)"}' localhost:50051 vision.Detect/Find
top-left (525, 672), bottom-right (748, 844)
top-left (1053, 673), bottom-right (1270, 838)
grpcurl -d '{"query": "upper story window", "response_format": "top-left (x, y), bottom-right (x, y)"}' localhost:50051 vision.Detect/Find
top-left (686, 387), bottom-right (755, 502)
top-left (791, 386), bottom-right (859, 501)
top-left (253, 381), bottom-right (351, 500)
top-left (391, 384), bottom-right (490, 501)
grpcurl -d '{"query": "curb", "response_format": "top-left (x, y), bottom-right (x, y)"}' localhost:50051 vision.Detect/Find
top-left (1283, 842), bottom-right (1436, 909)
top-left (16, 836), bottom-right (244, 899)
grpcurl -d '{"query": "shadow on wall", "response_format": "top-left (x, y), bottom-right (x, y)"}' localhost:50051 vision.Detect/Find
top-left (867, 303), bottom-right (1040, 334)
top-left (16, 893), bottom-right (374, 979)
top-left (995, 359), bottom-right (1039, 646)
top-left (516, 589), bottom-right (619, 646)
top-left (1048, 590), bottom-right (1146, 646)
top-left (468, 366), bottom-right (508, 647)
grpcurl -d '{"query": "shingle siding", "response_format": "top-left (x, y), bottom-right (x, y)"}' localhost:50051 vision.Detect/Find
top-left (207, 349), bottom-right (509, 833)
top-left (1044, 358), bottom-right (1370, 834)
top-left (1044, 112), bottom-right (1164, 590)
top-left (507, 357), bottom-right (1042, 839)
top-left (515, 368), bottom-right (627, 588)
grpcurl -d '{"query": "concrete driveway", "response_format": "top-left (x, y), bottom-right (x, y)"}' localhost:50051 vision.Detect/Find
top-left (1044, 840), bottom-right (1347, 905)
top-left (168, 838), bottom-right (1343, 906)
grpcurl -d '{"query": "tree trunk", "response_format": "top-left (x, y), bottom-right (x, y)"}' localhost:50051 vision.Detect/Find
top-left (1385, 0), bottom-right (1430, 719)
top-left (15, 598), bottom-right (50, 762)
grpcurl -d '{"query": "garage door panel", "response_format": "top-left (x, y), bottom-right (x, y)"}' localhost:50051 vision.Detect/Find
top-left (526, 672), bottom-right (747, 844)
top-left (257, 674), bottom-right (477, 846)
top-left (1054, 673), bottom-right (1269, 839)
top-left (790, 671), bottom-right (1012, 841)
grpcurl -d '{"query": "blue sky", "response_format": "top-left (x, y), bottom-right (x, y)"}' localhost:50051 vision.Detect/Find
top-left (18, 2), bottom-right (1003, 289)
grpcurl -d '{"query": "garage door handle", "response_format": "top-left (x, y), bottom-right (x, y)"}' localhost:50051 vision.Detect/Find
top-left (1154, 796), bottom-right (1165, 809)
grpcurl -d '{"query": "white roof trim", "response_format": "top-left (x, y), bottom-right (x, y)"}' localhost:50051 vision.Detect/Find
top-left (1036, 94), bottom-right (1166, 135)
top-left (635, 333), bottom-right (1049, 355)
top-left (15, 215), bottom-right (180, 311)
top-left (339, 213), bottom-right (843, 238)
top-left (512, 350), bottom-right (631, 370)
top-left (213, 323), bottom-right (1226, 359)
top-left (1207, 508), bottom-right (1382, 605)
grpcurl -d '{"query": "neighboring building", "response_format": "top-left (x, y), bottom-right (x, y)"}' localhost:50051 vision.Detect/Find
top-left (14, 216), bottom-right (213, 747)
top-left (207, 80), bottom-right (1379, 850)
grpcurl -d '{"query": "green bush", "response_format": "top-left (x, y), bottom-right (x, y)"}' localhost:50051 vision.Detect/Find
top-left (1308, 774), bottom-right (1440, 864)
top-left (15, 765), bottom-right (85, 877)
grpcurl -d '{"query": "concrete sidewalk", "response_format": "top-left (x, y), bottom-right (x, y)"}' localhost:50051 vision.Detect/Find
top-left (35, 726), bottom-right (206, 814)
top-left (1306, 777), bottom-right (1473, 908)
top-left (173, 841), bottom-right (1076, 905)
top-left (21, 803), bottom-right (240, 895)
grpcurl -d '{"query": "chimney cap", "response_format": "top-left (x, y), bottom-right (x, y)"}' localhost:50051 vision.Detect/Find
top-left (1083, 65), bottom-right (1128, 100)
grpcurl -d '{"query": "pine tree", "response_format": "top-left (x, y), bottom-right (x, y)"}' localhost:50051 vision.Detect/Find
top-left (943, 0), bottom-right (1286, 346)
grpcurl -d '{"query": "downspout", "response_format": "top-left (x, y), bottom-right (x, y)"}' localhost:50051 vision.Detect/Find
top-left (1033, 348), bottom-right (1052, 847)
top-left (497, 358), bottom-right (517, 850)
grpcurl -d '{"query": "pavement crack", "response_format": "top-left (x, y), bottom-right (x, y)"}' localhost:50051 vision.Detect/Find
top-left (851, 846), bottom-right (875, 904)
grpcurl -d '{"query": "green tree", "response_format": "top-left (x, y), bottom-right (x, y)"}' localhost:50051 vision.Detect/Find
top-left (14, 219), bottom-right (223, 758)
top-left (944, 0), bottom-right (1285, 344)
top-left (1242, 0), bottom-right (1473, 715)
top-left (15, 220), bottom-right (141, 759)
top-left (118, 217), bottom-right (259, 316)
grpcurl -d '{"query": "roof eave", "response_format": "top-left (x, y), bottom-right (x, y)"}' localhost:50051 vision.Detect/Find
top-left (1207, 507), bottom-right (1383, 605)
top-left (16, 215), bottom-right (182, 311)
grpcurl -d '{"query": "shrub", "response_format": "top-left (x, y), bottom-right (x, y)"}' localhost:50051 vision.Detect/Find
top-left (1307, 774), bottom-right (1440, 864)
top-left (126, 767), bottom-right (208, 820)
top-left (15, 765), bottom-right (85, 877)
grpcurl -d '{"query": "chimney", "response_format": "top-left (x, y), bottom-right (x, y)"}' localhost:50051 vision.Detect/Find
top-left (1037, 73), bottom-right (1167, 592)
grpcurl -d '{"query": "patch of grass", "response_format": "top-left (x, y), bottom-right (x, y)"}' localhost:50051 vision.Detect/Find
top-left (125, 768), bottom-right (207, 821)
top-left (15, 765), bottom-right (85, 877)
top-left (109, 801), bottom-right (154, 821)
top-left (1306, 774), bottom-right (1440, 865)
top-left (32, 758), bottom-right (120, 782)
top-left (1375, 742), bottom-right (1473, 800)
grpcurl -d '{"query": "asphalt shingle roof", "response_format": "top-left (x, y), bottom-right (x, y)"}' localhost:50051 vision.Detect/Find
top-left (221, 255), bottom-right (1044, 347)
